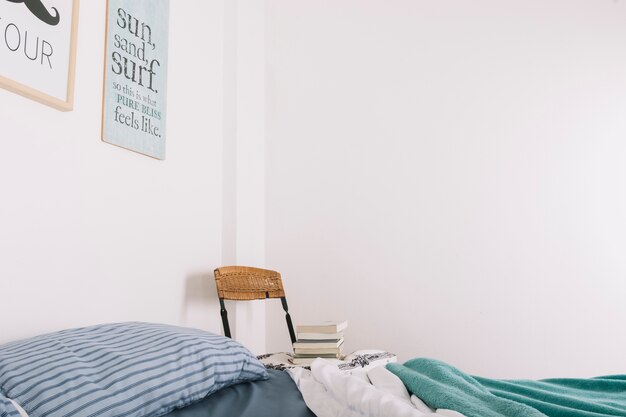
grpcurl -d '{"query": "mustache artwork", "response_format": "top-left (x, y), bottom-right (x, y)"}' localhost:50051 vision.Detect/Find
top-left (5, 0), bottom-right (60, 26)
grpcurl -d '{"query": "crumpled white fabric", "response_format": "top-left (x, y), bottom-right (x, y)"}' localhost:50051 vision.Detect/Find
top-left (288, 359), bottom-right (466, 417)
top-left (9, 399), bottom-right (29, 417)
top-left (367, 365), bottom-right (413, 403)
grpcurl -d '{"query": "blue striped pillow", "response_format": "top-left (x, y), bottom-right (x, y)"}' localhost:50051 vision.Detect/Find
top-left (0, 323), bottom-right (268, 417)
top-left (0, 395), bottom-right (21, 417)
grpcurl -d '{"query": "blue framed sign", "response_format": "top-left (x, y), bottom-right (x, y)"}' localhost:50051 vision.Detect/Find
top-left (101, 0), bottom-right (169, 159)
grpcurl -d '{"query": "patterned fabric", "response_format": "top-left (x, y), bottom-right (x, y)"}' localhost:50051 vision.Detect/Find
top-left (257, 350), bottom-right (397, 372)
top-left (0, 395), bottom-right (21, 417)
top-left (338, 351), bottom-right (397, 371)
top-left (256, 353), bottom-right (309, 371)
top-left (0, 322), bottom-right (268, 417)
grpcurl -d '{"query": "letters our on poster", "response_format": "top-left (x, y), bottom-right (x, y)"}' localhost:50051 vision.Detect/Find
top-left (0, 0), bottom-right (78, 110)
top-left (0, 1), bottom-right (57, 68)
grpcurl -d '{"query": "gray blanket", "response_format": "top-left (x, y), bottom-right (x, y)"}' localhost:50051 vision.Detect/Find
top-left (164, 369), bottom-right (315, 417)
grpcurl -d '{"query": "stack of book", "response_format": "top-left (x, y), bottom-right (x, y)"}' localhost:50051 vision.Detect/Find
top-left (290, 320), bottom-right (348, 366)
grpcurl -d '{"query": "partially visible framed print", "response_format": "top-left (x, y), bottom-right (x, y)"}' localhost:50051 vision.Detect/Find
top-left (101, 0), bottom-right (170, 160)
top-left (0, 0), bottom-right (80, 111)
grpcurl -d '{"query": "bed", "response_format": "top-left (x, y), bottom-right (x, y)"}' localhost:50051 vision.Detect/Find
top-left (0, 321), bottom-right (432, 417)
top-left (3, 323), bottom-right (623, 417)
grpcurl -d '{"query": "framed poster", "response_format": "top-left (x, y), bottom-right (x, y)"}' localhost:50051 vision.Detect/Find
top-left (101, 0), bottom-right (170, 160)
top-left (0, 0), bottom-right (79, 111)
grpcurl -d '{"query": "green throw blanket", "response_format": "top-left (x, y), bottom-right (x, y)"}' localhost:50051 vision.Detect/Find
top-left (387, 358), bottom-right (626, 417)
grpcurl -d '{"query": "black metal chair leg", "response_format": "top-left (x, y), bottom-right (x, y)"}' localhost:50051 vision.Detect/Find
top-left (281, 297), bottom-right (297, 344)
top-left (219, 298), bottom-right (231, 338)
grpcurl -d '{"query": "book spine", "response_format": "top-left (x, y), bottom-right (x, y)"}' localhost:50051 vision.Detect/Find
top-left (297, 332), bottom-right (343, 340)
top-left (295, 321), bottom-right (347, 334)
top-left (294, 348), bottom-right (343, 355)
top-left (292, 353), bottom-right (341, 359)
top-left (293, 338), bottom-right (343, 349)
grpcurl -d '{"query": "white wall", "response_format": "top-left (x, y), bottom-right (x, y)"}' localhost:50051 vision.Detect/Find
top-left (0, 1), bottom-right (226, 343)
top-left (225, 0), bottom-right (268, 354)
top-left (265, 0), bottom-right (626, 378)
top-left (4, 0), bottom-right (625, 378)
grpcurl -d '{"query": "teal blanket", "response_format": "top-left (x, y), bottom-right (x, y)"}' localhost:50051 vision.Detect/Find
top-left (387, 358), bottom-right (626, 417)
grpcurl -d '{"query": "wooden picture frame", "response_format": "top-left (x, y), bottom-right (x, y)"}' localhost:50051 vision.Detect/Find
top-left (0, 0), bottom-right (80, 111)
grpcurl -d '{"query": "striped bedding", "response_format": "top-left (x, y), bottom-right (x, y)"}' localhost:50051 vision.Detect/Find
top-left (0, 322), bottom-right (268, 417)
top-left (0, 395), bottom-right (20, 417)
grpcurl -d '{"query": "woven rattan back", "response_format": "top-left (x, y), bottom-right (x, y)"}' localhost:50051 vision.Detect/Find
top-left (214, 266), bottom-right (286, 300)
top-left (213, 266), bottom-right (297, 344)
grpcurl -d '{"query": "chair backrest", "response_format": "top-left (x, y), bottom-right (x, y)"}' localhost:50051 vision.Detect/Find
top-left (213, 266), bottom-right (297, 345)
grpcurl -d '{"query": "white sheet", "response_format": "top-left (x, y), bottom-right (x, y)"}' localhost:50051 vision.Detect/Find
top-left (9, 399), bottom-right (29, 417)
top-left (367, 365), bottom-right (413, 403)
top-left (288, 359), bottom-right (467, 417)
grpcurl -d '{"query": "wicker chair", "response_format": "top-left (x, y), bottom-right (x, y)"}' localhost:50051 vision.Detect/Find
top-left (213, 266), bottom-right (297, 344)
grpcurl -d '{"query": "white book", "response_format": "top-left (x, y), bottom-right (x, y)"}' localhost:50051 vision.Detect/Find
top-left (294, 346), bottom-right (343, 355)
top-left (289, 354), bottom-right (343, 365)
top-left (297, 331), bottom-right (343, 341)
top-left (296, 320), bottom-right (348, 334)
top-left (292, 352), bottom-right (342, 359)
top-left (293, 338), bottom-right (344, 349)
top-left (289, 357), bottom-right (317, 366)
